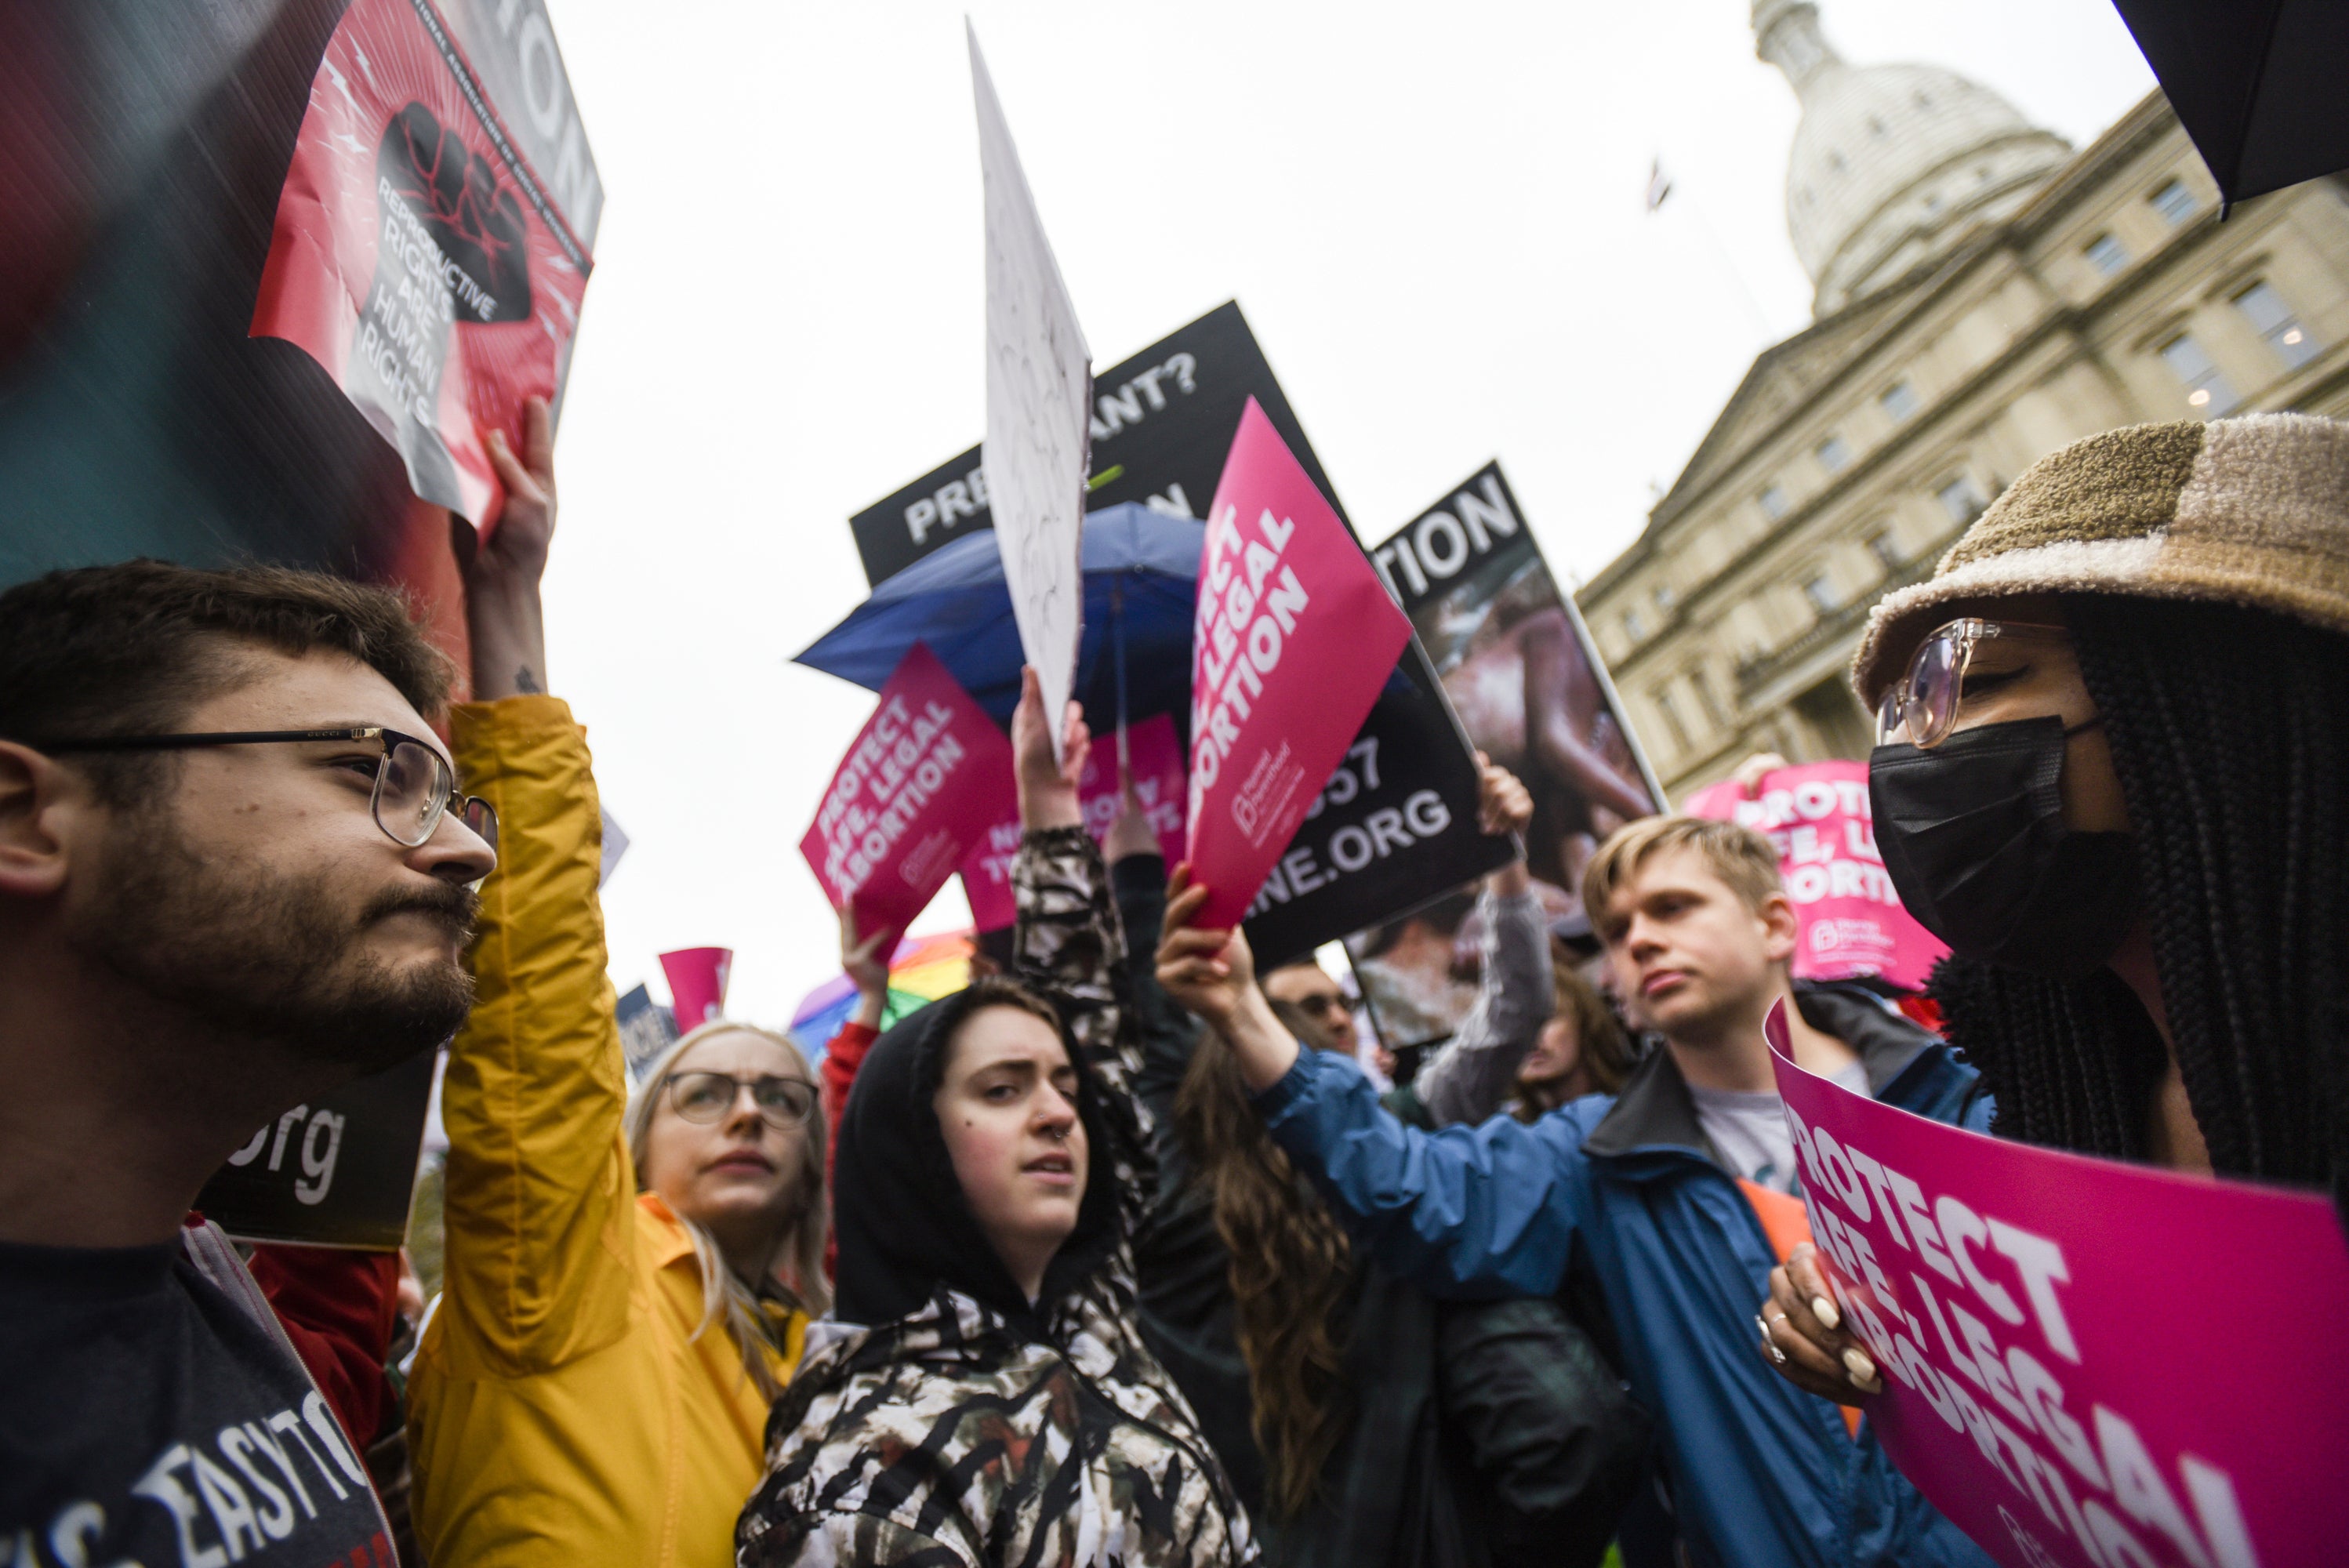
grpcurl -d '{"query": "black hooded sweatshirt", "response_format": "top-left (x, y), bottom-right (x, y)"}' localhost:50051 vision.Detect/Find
top-left (735, 826), bottom-right (1255, 1568)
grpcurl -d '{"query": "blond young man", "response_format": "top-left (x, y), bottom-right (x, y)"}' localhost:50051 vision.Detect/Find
top-left (1158, 818), bottom-right (1995, 1568)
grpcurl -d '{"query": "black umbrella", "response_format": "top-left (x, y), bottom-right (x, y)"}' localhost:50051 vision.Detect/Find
top-left (2108, 0), bottom-right (2349, 207)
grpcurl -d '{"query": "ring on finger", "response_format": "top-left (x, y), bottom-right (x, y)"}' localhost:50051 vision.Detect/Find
top-left (1754, 1315), bottom-right (1788, 1366)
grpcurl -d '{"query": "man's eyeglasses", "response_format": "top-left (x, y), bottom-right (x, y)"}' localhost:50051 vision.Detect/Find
top-left (35, 728), bottom-right (498, 854)
top-left (665, 1071), bottom-right (818, 1130)
top-left (1874, 619), bottom-right (2072, 750)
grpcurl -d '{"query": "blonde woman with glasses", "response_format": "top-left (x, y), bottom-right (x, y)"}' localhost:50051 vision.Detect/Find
top-left (405, 401), bottom-right (826, 1568)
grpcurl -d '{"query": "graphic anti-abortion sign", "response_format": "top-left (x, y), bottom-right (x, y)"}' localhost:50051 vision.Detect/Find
top-left (1766, 1006), bottom-right (2349, 1568)
top-left (850, 302), bottom-right (1342, 586)
top-left (197, 1047), bottom-right (438, 1249)
top-left (252, 0), bottom-right (597, 528)
top-left (1347, 462), bottom-right (1661, 1046)
top-left (1686, 760), bottom-right (1946, 993)
top-left (1185, 401), bottom-right (1413, 931)
top-left (961, 711), bottom-right (1187, 931)
top-left (801, 644), bottom-right (1018, 941)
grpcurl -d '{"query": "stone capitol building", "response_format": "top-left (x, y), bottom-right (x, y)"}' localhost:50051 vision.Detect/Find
top-left (1577, 0), bottom-right (2349, 802)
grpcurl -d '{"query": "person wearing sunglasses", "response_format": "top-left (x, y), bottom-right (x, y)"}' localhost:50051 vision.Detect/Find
top-left (1760, 412), bottom-right (2349, 1409)
top-left (0, 551), bottom-right (493, 1563)
top-left (399, 402), bottom-right (826, 1568)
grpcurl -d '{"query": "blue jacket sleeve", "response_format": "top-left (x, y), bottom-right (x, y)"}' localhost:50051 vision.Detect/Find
top-left (1254, 1047), bottom-right (1595, 1300)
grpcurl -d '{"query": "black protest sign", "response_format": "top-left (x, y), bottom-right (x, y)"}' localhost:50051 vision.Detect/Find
top-left (196, 1047), bottom-right (437, 1250)
top-left (1239, 634), bottom-right (1516, 972)
top-left (848, 300), bottom-right (1338, 585)
top-left (1347, 462), bottom-right (1663, 1047)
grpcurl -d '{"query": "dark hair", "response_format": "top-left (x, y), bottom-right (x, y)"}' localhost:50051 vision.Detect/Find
top-left (0, 560), bottom-right (453, 804)
top-left (1930, 595), bottom-right (2349, 1222)
top-left (1516, 938), bottom-right (1636, 1118)
top-left (1173, 998), bottom-right (1354, 1519)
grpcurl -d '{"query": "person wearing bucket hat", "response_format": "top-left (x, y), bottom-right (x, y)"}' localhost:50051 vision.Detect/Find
top-left (735, 670), bottom-right (1254, 1568)
top-left (1760, 412), bottom-right (2349, 1404)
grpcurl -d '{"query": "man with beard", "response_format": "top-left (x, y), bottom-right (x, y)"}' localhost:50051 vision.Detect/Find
top-left (0, 549), bottom-right (499, 1564)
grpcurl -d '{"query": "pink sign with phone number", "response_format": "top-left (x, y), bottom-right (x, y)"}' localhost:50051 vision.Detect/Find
top-left (1184, 399), bottom-right (1411, 928)
top-left (1764, 1003), bottom-right (2349, 1568)
top-left (1684, 760), bottom-right (1948, 993)
top-left (960, 710), bottom-right (1189, 931)
top-left (800, 643), bottom-right (1017, 943)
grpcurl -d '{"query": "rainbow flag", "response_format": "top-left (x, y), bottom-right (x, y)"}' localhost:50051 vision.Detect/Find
top-left (788, 929), bottom-right (975, 1062)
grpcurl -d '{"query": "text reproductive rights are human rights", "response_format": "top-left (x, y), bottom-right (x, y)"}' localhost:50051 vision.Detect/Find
top-left (1184, 400), bottom-right (1411, 930)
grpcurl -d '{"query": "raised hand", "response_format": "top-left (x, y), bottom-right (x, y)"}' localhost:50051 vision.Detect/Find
top-left (1010, 666), bottom-right (1085, 831)
top-left (840, 904), bottom-right (893, 1029)
top-left (1474, 751), bottom-right (1534, 837)
top-left (1155, 863), bottom-right (1299, 1092)
top-left (467, 395), bottom-right (556, 700)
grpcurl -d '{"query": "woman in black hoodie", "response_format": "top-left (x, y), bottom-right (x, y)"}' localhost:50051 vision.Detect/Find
top-left (736, 672), bottom-right (1254, 1568)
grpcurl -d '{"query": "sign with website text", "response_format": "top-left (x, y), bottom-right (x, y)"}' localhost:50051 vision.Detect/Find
top-left (1766, 1006), bottom-right (2349, 1568)
top-left (1185, 401), bottom-right (1412, 931)
top-left (1686, 760), bottom-right (1946, 993)
top-left (801, 644), bottom-right (1018, 942)
top-left (849, 302), bottom-right (1341, 586)
top-left (198, 1047), bottom-right (438, 1249)
top-left (251, 0), bottom-right (597, 528)
top-left (961, 711), bottom-right (1187, 931)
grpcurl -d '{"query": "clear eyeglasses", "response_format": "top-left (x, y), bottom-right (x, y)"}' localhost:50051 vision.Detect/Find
top-left (1874, 619), bottom-right (2072, 750)
top-left (665, 1072), bottom-right (819, 1130)
top-left (35, 726), bottom-right (498, 853)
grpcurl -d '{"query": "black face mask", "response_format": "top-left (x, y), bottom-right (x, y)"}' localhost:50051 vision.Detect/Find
top-left (1869, 715), bottom-right (2140, 980)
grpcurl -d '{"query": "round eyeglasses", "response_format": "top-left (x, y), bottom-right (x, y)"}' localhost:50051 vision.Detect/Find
top-left (664, 1071), bottom-right (818, 1129)
top-left (31, 726), bottom-right (498, 855)
top-left (1875, 619), bottom-right (2072, 750)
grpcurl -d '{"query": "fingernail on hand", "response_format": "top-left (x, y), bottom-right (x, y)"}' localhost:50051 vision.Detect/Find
top-left (1813, 1296), bottom-right (1841, 1332)
top-left (1841, 1348), bottom-right (1875, 1385)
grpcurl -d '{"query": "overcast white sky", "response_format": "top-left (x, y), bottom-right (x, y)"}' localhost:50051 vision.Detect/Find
top-left (539, 0), bottom-right (2157, 1025)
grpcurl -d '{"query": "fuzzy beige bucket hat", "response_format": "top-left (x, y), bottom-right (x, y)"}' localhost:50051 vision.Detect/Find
top-left (1851, 413), bottom-right (2349, 708)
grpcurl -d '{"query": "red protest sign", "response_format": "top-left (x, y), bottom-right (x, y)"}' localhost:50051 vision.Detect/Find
top-left (1765, 1004), bottom-right (2349, 1568)
top-left (960, 710), bottom-right (1188, 931)
top-left (1185, 399), bottom-right (1412, 929)
top-left (251, 0), bottom-right (594, 532)
top-left (1684, 760), bottom-right (1947, 993)
top-left (801, 644), bottom-right (1017, 941)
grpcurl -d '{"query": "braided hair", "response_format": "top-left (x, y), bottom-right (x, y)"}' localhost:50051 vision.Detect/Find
top-left (1929, 595), bottom-right (2349, 1223)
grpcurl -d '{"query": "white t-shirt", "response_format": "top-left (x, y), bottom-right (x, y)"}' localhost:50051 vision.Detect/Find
top-left (1688, 1062), bottom-right (1872, 1196)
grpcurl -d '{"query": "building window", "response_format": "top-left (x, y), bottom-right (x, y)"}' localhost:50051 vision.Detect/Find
top-left (1651, 688), bottom-right (1690, 752)
top-left (2159, 332), bottom-right (2240, 416)
top-left (1803, 571), bottom-right (1840, 616)
top-left (1880, 380), bottom-right (1919, 422)
top-left (1815, 434), bottom-right (1852, 473)
top-left (1690, 668), bottom-right (1727, 725)
top-left (1654, 583), bottom-right (1677, 612)
top-left (1759, 484), bottom-right (1791, 520)
top-left (1867, 527), bottom-right (1902, 570)
top-left (1937, 475), bottom-right (1988, 525)
top-left (2085, 233), bottom-right (2129, 276)
top-left (1623, 609), bottom-right (1645, 644)
top-left (2151, 178), bottom-right (2198, 226)
top-left (2233, 281), bottom-right (2321, 370)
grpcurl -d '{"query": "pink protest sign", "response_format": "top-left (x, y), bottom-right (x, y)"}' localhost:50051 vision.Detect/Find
top-left (800, 644), bottom-right (1018, 942)
top-left (659, 947), bottom-right (732, 1033)
top-left (1686, 760), bottom-right (1947, 993)
top-left (1764, 1004), bottom-right (2349, 1568)
top-left (1185, 399), bottom-right (1412, 928)
top-left (960, 710), bottom-right (1188, 931)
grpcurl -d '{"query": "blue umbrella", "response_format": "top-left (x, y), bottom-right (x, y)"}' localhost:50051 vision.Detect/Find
top-left (794, 502), bottom-right (1207, 728)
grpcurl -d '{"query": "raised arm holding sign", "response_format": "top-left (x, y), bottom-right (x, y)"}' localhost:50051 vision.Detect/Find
top-left (1182, 399), bottom-right (1413, 928)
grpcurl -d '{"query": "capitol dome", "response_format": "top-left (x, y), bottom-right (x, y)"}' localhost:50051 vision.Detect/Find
top-left (1756, 0), bottom-right (2071, 315)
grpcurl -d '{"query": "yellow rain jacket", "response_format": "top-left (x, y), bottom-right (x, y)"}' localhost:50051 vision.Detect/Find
top-left (408, 696), bottom-right (806, 1568)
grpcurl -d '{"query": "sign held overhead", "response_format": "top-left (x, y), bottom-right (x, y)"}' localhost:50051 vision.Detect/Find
top-left (970, 24), bottom-right (1091, 763)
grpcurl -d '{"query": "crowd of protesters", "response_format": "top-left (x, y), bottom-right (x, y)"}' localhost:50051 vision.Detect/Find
top-left (5, 408), bottom-right (2348, 1567)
